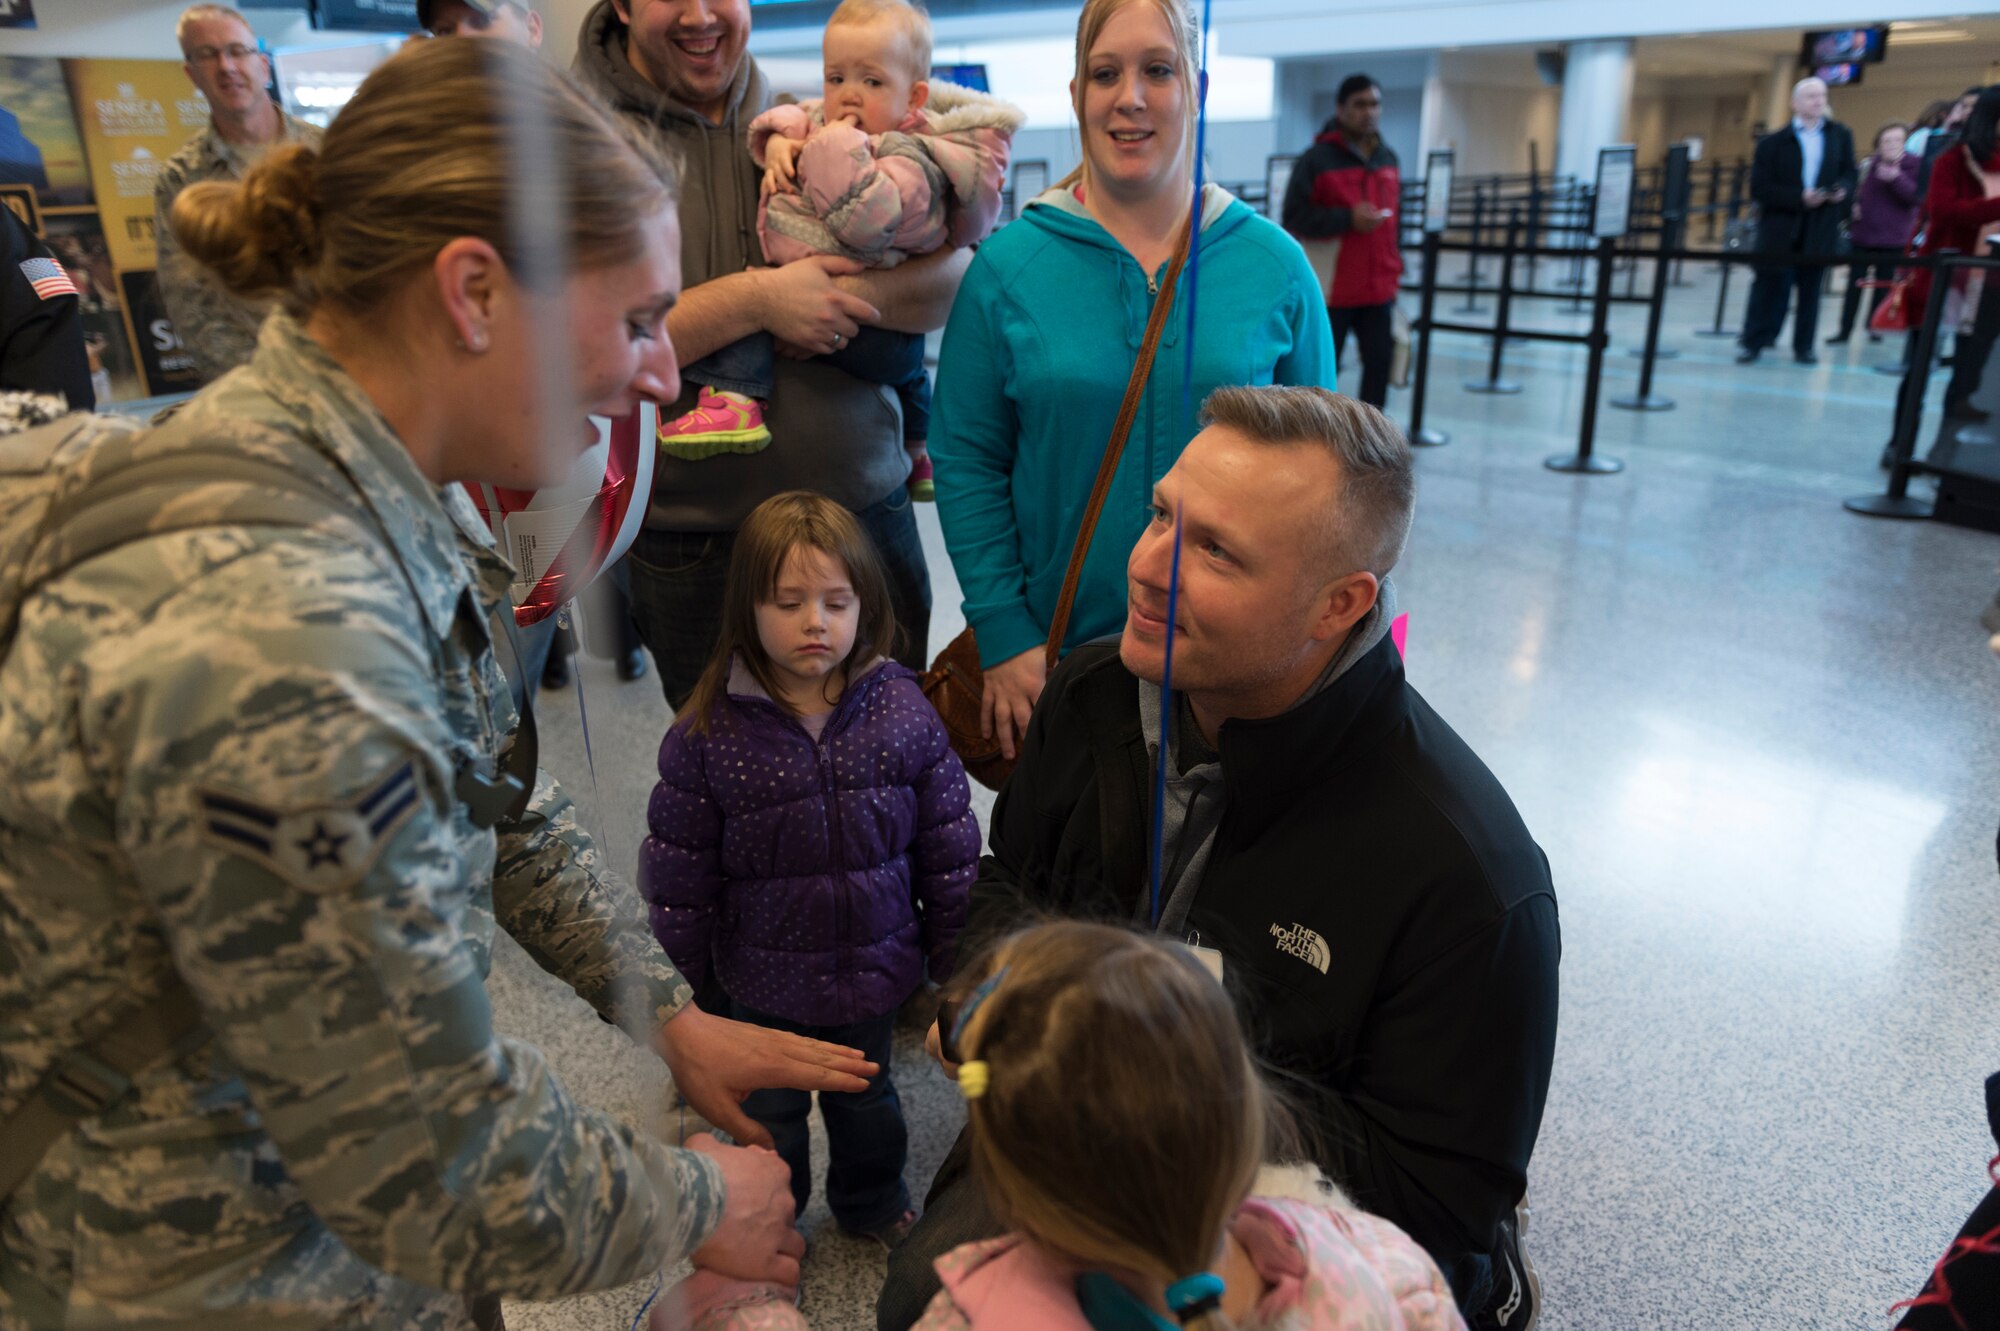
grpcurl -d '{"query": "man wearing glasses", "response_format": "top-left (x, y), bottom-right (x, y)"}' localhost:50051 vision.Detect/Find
top-left (151, 4), bottom-right (323, 383)
top-left (420, 0), bottom-right (544, 47)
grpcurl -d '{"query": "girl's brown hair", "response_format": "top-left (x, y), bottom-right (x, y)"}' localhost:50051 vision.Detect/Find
top-left (169, 36), bottom-right (677, 321)
top-left (677, 491), bottom-right (898, 733)
top-left (955, 921), bottom-right (1266, 1331)
top-left (1057, 0), bottom-right (1202, 195)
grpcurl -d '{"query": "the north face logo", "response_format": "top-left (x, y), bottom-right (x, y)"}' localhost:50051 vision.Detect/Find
top-left (1269, 922), bottom-right (1330, 974)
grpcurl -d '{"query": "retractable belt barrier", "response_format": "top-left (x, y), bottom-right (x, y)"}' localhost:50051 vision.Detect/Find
top-left (1399, 227), bottom-right (1979, 497)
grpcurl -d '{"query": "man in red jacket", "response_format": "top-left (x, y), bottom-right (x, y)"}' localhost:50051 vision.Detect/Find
top-left (1282, 74), bottom-right (1404, 407)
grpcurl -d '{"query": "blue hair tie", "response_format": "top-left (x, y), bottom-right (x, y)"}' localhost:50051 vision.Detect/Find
top-left (948, 966), bottom-right (1008, 1049)
top-left (1165, 1271), bottom-right (1225, 1322)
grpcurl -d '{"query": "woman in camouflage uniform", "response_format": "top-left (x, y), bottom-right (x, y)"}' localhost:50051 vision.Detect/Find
top-left (0, 37), bottom-right (871, 1329)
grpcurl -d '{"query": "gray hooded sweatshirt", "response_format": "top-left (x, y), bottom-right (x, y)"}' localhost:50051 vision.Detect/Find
top-left (1140, 578), bottom-right (1399, 934)
top-left (572, 3), bottom-right (911, 529)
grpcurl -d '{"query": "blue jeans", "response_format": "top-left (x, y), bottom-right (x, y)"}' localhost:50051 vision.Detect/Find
top-left (625, 484), bottom-right (932, 709)
top-left (733, 1003), bottom-right (909, 1233)
top-left (686, 327), bottom-right (932, 442)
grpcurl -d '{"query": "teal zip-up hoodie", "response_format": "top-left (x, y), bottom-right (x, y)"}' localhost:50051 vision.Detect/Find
top-left (931, 184), bottom-right (1336, 668)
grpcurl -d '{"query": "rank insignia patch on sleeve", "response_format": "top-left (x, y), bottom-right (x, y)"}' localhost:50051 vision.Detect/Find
top-left (196, 761), bottom-right (423, 893)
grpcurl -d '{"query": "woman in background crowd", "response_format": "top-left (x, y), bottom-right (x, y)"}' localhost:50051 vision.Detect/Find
top-left (1903, 99), bottom-right (1953, 159)
top-left (1829, 122), bottom-right (1920, 345)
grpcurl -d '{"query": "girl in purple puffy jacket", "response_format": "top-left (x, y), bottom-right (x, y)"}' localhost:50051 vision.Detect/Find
top-left (640, 490), bottom-right (979, 1246)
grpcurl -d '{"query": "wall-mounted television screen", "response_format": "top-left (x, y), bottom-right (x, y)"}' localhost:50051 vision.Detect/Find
top-left (313, 0), bottom-right (417, 32)
top-left (1814, 61), bottom-right (1864, 87)
top-left (932, 63), bottom-right (989, 92)
top-left (1801, 27), bottom-right (1887, 66)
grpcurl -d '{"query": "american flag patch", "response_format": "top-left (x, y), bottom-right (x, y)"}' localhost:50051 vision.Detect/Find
top-left (20, 257), bottom-right (77, 301)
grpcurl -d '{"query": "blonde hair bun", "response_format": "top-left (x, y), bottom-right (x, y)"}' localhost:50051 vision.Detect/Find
top-left (171, 141), bottom-right (322, 303)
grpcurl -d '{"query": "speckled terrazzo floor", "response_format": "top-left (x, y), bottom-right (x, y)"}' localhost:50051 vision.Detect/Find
top-left (494, 265), bottom-right (2000, 1331)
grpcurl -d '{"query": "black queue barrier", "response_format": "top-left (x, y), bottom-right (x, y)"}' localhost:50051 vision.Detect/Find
top-left (1545, 237), bottom-right (1625, 475)
top-left (1692, 257), bottom-right (1741, 340)
top-left (1612, 197), bottom-right (1689, 411)
top-left (1399, 227), bottom-right (1971, 501)
top-left (1407, 234), bottom-right (1612, 467)
top-left (1406, 229), bottom-right (1450, 447)
top-left (1624, 146), bottom-right (1691, 367)
top-left (1464, 210), bottom-right (1525, 395)
top-left (1455, 184), bottom-right (1489, 314)
top-left (1844, 251), bottom-right (1995, 521)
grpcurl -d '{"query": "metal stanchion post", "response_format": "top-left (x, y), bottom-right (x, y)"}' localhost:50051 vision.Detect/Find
top-left (1557, 181), bottom-right (1586, 292)
top-left (1627, 213), bottom-right (1683, 361)
top-left (1456, 184), bottom-right (1487, 313)
top-left (1565, 186), bottom-right (1591, 314)
top-left (1703, 159), bottom-right (1722, 244)
top-left (1614, 224), bottom-right (1679, 409)
top-left (1693, 252), bottom-right (1741, 339)
top-left (1465, 210), bottom-right (1524, 395)
top-left (1526, 167), bottom-right (1544, 293)
top-left (1546, 236), bottom-right (1625, 474)
top-left (1407, 229), bottom-right (1449, 447)
top-left (1846, 256), bottom-right (1952, 518)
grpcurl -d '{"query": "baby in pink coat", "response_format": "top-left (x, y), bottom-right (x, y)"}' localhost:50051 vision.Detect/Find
top-left (658, 0), bottom-right (1022, 503)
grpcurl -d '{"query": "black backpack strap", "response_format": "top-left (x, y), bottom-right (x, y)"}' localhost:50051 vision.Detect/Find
top-left (0, 978), bottom-right (209, 1202)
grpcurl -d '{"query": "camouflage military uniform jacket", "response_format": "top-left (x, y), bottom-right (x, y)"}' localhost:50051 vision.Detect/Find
top-left (151, 111), bottom-right (323, 384)
top-left (0, 314), bottom-right (722, 1327)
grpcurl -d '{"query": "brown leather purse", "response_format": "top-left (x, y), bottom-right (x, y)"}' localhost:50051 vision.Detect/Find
top-left (922, 216), bottom-right (1195, 790)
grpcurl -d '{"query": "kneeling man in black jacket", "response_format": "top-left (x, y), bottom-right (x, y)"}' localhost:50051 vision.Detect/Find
top-left (879, 385), bottom-right (1559, 1331)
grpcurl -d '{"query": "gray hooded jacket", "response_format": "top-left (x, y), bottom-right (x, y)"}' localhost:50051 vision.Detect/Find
top-left (572, 3), bottom-right (911, 529)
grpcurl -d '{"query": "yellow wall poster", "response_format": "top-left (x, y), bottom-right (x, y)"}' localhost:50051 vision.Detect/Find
top-left (65, 58), bottom-right (207, 272)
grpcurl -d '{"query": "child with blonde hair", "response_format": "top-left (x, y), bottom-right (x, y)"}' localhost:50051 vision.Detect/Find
top-left (657, 0), bottom-right (1022, 503)
top-left (655, 922), bottom-right (1464, 1331)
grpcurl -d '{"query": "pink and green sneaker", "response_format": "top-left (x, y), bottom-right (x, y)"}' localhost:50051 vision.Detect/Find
top-left (657, 387), bottom-right (772, 460)
top-left (907, 450), bottom-right (935, 502)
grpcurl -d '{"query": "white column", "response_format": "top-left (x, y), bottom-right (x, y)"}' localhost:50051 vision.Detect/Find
top-left (1764, 54), bottom-right (1797, 135)
top-left (1555, 38), bottom-right (1634, 183)
top-left (1274, 58), bottom-right (1324, 159)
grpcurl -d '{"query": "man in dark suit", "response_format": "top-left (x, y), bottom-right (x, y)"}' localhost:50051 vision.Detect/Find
top-left (1738, 77), bottom-right (1859, 365)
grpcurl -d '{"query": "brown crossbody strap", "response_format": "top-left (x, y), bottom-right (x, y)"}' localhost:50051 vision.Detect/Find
top-left (1042, 213), bottom-right (1197, 670)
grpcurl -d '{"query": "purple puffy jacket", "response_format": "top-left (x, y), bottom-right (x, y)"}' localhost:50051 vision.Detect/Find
top-left (639, 657), bottom-right (979, 1027)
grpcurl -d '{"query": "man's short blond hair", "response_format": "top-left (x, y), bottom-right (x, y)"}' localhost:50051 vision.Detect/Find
top-left (827, 0), bottom-right (933, 82)
top-left (177, 4), bottom-right (254, 55)
top-left (1199, 385), bottom-right (1416, 579)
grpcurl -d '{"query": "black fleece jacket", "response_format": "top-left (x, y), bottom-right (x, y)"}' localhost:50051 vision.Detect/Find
top-left (969, 637), bottom-right (1560, 1306)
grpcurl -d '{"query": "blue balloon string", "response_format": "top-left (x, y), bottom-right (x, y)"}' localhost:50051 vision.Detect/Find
top-left (1151, 0), bottom-right (1213, 928)
top-left (1182, 1), bottom-right (1213, 419)
top-left (563, 605), bottom-right (600, 795)
top-left (629, 1272), bottom-right (662, 1331)
top-left (1147, 513), bottom-right (1184, 926)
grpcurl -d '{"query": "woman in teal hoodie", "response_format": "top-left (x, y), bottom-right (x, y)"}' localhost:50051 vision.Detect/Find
top-left (930, 0), bottom-right (1335, 760)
